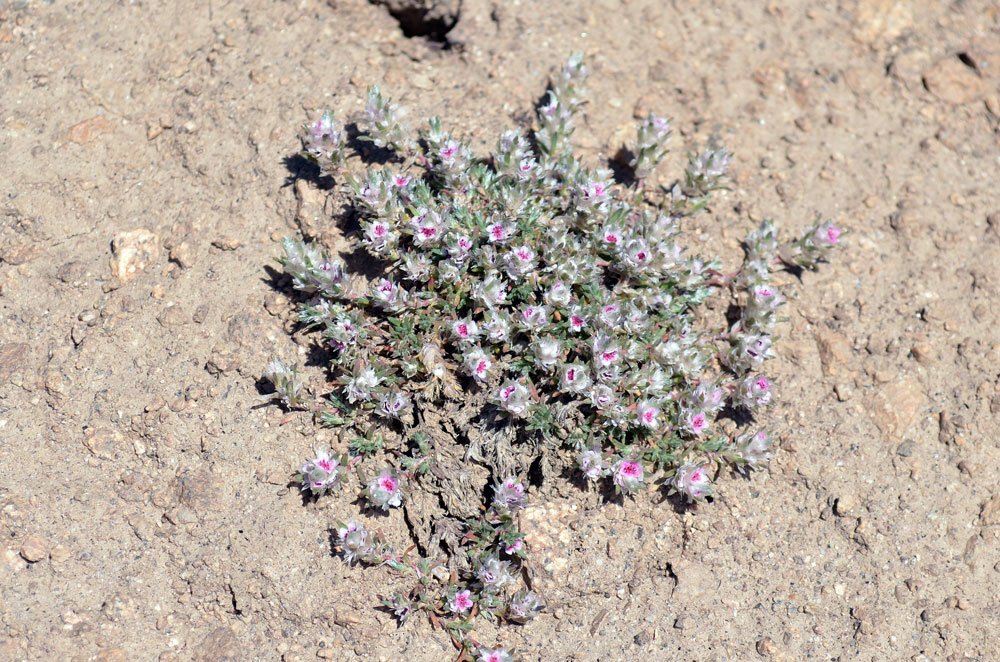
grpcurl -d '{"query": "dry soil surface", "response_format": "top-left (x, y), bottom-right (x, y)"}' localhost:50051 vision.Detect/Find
top-left (2, 0), bottom-right (1000, 660)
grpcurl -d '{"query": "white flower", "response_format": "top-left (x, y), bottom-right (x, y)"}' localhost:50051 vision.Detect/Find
top-left (473, 273), bottom-right (508, 308)
top-left (672, 463), bottom-right (713, 501)
top-left (345, 366), bottom-right (381, 403)
top-left (592, 332), bottom-right (621, 367)
top-left (463, 349), bottom-right (492, 382)
top-left (635, 399), bottom-right (660, 428)
top-left (505, 245), bottom-right (537, 278)
top-left (497, 381), bottom-right (530, 417)
top-left (452, 318), bottom-right (479, 343)
top-left (736, 430), bottom-right (774, 468)
top-left (519, 304), bottom-right (548, 330)
top-left (559, 362), bottom-right (591, 393)
top-left (533, 337), bottom-right (562, 370)
top-left (545, 281), bottom-right (572, 307)
top-left (483, 313), bottom-right (511, 343)
top-left (590, 384), bottom-right (617, 409)
top-left (578, 446), bottom-right (606, 480)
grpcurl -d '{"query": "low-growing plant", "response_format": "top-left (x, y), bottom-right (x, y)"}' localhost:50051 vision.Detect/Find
top-left (268, 54), bottom-right (839, 659)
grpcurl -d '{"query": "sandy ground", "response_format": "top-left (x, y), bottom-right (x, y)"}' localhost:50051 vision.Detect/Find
top-left (2, 0), bottom-right (1000, 660)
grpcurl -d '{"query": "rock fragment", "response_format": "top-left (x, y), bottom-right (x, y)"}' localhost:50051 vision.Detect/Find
top-left (19, 537), bottom-right (47, 563)
top-left (110, 229), bottom-right (160, 282)
top-left (980, 495), bottom-right (1000, 526)
top-left (192, 627), bottom-right (239, 662)
top-left (168, 241), bottom-right (195, 268)
top-left (865, 378), bottom-right (924, 441)
top-left (50, 544), bottom-right (72, 562)
top-left (0, 343), bottom-right (29, 385)
top-left (924, 58), bottom-right (985, 105)
top-left (814, 329), bottom-right (851, 376)
top-left (852, 0), bottom-right (913, 46)
top-left (834, 495), bottom-right (857, 516)
top-left (65, 116), bottom-right (117, 144)
top-left (756, 636), bottom-right (777, 656)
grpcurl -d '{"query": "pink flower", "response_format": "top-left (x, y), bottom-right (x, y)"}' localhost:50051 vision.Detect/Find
top-left (451, 318), bottom-right (479, 341)
top-left (488, 222), bottom-right (511, 243)
top-left (737, 373), bottom-right (772, 409)
top-left (636, 400), bottom-right (659, 428)
top-left (478, 647), bottom-right (513, 662)
top-left (619, 461), bottom-right (641, 477)
top-left (367, 468), bottom-right (404, 509)
top-left (684, 410), bottom-right (708, 435)
top-left (569, 315), bottom-right (585, 331)
top-left (504, 538), bottom-right (523, 554)
top-left (814, 222), bottom-right (841, 247)
top-left (450, 589), bottom-right (474, 614)
top-left (540, 95), bottom-right (558, 117)
top-left (611, 457), bottom-right (645, 493)
top-left (393, 174), bottom-right (411, 187)
top-left (463, 349), bottom-right (492, 382)
top-left (593, 332), bottom-right (620, 367)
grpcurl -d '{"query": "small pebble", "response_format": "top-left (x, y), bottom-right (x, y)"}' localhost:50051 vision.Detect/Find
top-left (211, 237), bottom-right (243, 251)
top-left (632, 97), bottom-right (651, 119)
top-left (20, 536), bottom-right (47, 563)
top-left (834, 383), bottom-right (853, 401)
top-left (756, 636), bottom-right (777, 655)
top-left (910, 343), bottom-right (935, 364)
top-left (834, 495), bottom-right (856, 516)
top-left (50, 544), bottom-right (72, 562)
top-left (169, 241), bottom-right (196, 269)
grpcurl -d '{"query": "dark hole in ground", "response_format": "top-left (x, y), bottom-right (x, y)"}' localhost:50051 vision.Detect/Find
top-left (956, 51), bottom-right (976, 70)
top-left (370, 0), bottom-right (460, 43)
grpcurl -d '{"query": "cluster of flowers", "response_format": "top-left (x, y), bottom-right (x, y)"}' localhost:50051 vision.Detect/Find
top-left (328, 475), bottom-right (538, 662)
top-left (273, 54), bottom-right (840, 656)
